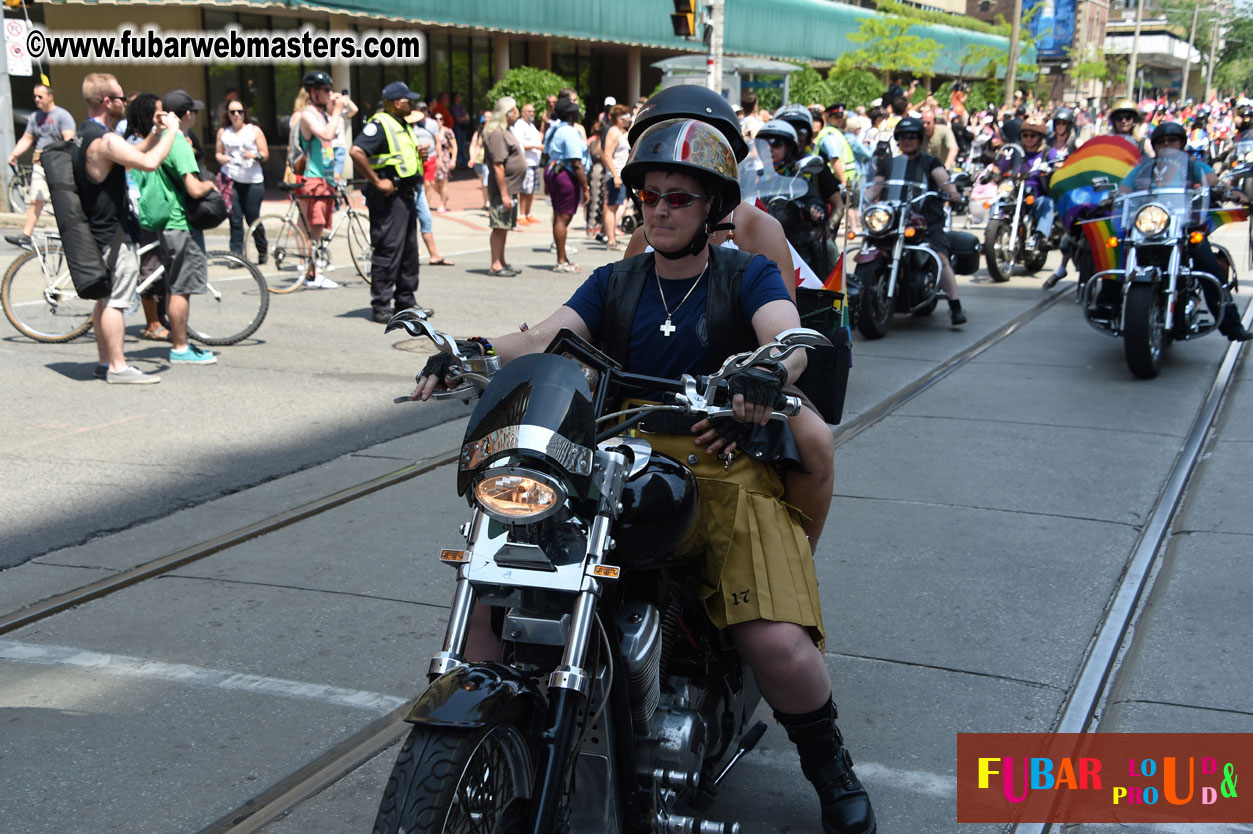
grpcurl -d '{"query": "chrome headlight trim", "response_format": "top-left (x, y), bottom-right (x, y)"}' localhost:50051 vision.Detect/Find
top-left (1134, 203), bottom-right (1171, 236)
top-left (461, 425), bottom-right (594, 477)
top-left (864, 205), bottom-right (893, 233)
top-left (472, 465), bottom-right (567, 524)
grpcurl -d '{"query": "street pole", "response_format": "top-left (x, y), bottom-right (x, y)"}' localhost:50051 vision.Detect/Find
top-left (705, 0), bottom-right (724, 94)
top-left (0, 30), bottom-right (16, 213)
top-left (1181, 4), bottom-right (1199, 101)
top-left (1205, 18), bottom-right (1220, 101)
top-left (1004, 0), bottom-right (1023, 107)
top-left (1126, 0), bottom-right (1144, 100)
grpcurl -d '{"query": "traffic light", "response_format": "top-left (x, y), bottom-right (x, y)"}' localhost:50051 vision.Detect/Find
top-left (671, 0), bottom-right (696, 38)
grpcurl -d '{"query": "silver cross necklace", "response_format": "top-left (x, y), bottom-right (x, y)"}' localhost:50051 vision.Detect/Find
top-left (655, 260), bottom-right (709, 337)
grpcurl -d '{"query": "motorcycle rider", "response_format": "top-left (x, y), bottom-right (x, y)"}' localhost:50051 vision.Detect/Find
top-left (1234, 102), bottom-right (1253, 139)
top-left (864, 116), bottom-right (967, 325)
top-left (623, 85), bottom-right (838, 551)
top-left (778, 102), bottom-right (848, 202)
top-left (1120, 121), bottom-right (1252, 341)
top-left (413, 118), bottom-right (876, 834)
top-left (1188, 107), bottom-right (1213, 164)
top-left (995, 119), bottom-right (1055, 257)
top-left (1042, 108), bottom-right (1080, 289)
top-left (757, 118), bottom-right (843, 262)
top-left (1108, 100), bottom-right (1148, 154)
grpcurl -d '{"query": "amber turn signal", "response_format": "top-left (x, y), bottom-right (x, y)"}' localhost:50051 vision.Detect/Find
top-left (440, 549), bottom-right (470, 563)
top-left (1025, 195), bottom-right (1035, 206)
top-left (1106, 236), bottom-right (1119, 249)
top-left (1189, 231), bottom-right (1205, 244)
top-left (904, 227), bottom-right (917, 238)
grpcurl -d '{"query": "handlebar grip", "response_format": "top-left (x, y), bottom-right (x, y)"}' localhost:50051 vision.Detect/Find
top-left (777, 395), bottom-right (802, 417)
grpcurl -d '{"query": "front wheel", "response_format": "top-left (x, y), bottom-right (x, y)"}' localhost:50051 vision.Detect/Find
top-left (1, 246), bottom-right (94, 343)
top-left (1124, 283), bottom-right (1167, 379)
top-left (373, 720), bottom-right (534, 834)
top-left (984, 219), bottom-right (1014, 282)
top-left (248, 214), bottom-right (310, 293)
top-left (345, 211), bottom-right (372, 284)
top-left (854, 264), bottom-right (893, 340)
top-left (7, 176), bottom-right (27, 215)
top-left (186, 252), bottom-right (270, 345)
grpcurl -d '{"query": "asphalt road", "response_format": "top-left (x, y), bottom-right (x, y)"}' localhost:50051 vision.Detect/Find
top-left (2, 213), bottom-right (1252, 834)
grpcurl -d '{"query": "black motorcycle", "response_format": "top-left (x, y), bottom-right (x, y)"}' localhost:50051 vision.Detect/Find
top-left (848, 177), bottom-right (981, 339)
top-left (984, 144), bottom-right (1063, 282)
top-left (1080, 148), bottom-right (1238, 379)
top-left (372, 311), bottom-right (829, 834)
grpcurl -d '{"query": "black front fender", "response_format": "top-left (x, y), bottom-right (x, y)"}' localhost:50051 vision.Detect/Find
top-left (407, 662), bottom-right (544, 731)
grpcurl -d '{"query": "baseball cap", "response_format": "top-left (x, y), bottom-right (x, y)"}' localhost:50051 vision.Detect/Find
top-left (382, 81), bottom-right (420, 101)
top-left (604, 96), bottom-right (616, 107)
top-left (162, 89), bottom-right (203, 115)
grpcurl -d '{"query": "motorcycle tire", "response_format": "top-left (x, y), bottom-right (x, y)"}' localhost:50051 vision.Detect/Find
top-left (912, 296), bottom-right (939, 317)
top-left (854, 264), bottom-right (893, 340)
top-left (1023, 247), bottom-right (1048, 273)
top-left (372, 720), bottom-right (534, 834)
top-left (984, 219), bottom-right (1014, 283)
top-left (1123, 283), bottom-right (1167, 380)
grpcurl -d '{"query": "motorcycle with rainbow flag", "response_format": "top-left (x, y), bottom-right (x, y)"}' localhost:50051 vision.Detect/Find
top-left (1061, 145), bottom-right (1247, 378)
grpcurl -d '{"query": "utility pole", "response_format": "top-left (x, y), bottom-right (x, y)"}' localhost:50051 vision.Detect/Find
top-left (1205, 17), bottom-right (1220, 101)
top-left (1126, 0), bottom-right (1144, 100)
top-left (1181, 4), bottom-right (1199, 101)
top-left (1004, 0), bottom-right (1024, 107)
top-left (0, 28), bottom-right (15, 212)
top-left (705, 0), bottom-right (724, 94)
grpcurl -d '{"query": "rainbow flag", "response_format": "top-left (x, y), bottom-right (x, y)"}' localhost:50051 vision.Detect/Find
top-left (1206, 208), bottom-right (1249, 232)
top-left (1081, 216), bottom-right (1125, 274)
top-left (1053, 136), bottom-right (1142, 227)
top-left (822, 252), bottom-right (845, 292)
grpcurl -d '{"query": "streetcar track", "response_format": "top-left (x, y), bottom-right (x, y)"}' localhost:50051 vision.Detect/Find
top-left (1007, 304), bottom-right (1253, 834)
top-left (2, 286), bottom-right (1234, 834)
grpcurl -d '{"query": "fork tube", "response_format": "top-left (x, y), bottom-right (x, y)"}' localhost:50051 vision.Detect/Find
top-left (1165, 246), bottom-right (1182, 332)
top-left (427, 570), bottom-right (474, 679)
top-left (888, 221), bottom-right (906, 298)
top-left (1008, 183), bottom-right (1024, 256)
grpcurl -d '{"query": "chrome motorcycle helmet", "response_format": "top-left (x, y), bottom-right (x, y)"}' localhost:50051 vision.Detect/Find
top-left (775, 103), bottom-right (816, 149)
top-left (628, 84), bottom-right (749, 162)
top-left (755, 118), bottom-right (800, 161)
top-left (1053, 106), bottom-right (1075, 125)
top-left (621, 118), bottom-right (742, 257)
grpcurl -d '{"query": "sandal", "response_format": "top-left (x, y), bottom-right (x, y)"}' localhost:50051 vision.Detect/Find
top-left (553, 262), bottom-right (581, 273)
top-left (428, 258), bottom-right (456, 266)
top-left (139, 325), bottom-right (170, 341)
top-left (607, 241), bottom-right (627, 251)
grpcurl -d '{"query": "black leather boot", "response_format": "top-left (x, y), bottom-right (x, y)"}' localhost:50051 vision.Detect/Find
top-left (776, 700), bottom-right (877, 834)
top-left (1218, 303), bottom-right (1253, 342)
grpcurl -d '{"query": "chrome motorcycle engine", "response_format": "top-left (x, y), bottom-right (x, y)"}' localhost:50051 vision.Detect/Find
top-left (617, 600), bottom-right (662, 732)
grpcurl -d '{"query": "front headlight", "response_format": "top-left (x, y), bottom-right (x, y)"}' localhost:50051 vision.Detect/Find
top-left (865, 206), bottom-right (893, 233)
top-left (1244, 152), bottom-right (1253, 163)
top-left (1134, 204), bottom-right (1171, 235)
top-left (473, 467), bottom-right (566, 523)
top-left (998, 180), bottom-right (1015, 195)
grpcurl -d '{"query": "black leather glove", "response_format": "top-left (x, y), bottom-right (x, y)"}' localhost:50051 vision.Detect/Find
top-left (417, 352), bottom-right (456, 385)
top-left (728, 363), bottom-right (788, 409)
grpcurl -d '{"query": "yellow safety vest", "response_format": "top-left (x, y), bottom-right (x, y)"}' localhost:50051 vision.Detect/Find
top-left (367, 111), bottom-right (420, 179)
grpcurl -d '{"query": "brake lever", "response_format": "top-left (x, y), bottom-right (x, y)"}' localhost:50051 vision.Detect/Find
top-left (384, 307), bottom-right (467, 361)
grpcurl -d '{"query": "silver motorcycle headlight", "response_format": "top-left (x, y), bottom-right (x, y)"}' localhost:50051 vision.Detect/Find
top-left (864, 206), bottom-right (893, 233)
top-left (1244, 152), bottom-right (1253, 163)
top-left (1134, 204), bottom-right (1170, 236)
top-left (998, 180), bottom-right (1014, 194)
top-left (473, 467), bottom-right (566, 523)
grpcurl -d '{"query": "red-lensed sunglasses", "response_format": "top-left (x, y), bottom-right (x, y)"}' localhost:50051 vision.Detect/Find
top-left (635, 188), bottom-right (706, 208)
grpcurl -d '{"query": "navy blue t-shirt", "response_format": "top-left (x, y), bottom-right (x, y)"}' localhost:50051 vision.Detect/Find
top-left (563, 253), bottom-right (791, 380)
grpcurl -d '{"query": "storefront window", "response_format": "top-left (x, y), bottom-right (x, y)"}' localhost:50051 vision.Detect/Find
top-left (471, 36), bottom-right (492, 113)
top-left (449, 34), bottom-right (470, 113)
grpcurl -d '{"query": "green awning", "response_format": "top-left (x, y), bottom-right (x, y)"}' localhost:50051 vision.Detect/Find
top-left (57, 0), bottom-right (1021, 75)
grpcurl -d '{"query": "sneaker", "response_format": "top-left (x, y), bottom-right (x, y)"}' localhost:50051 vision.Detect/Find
top-left (5, 233), bottom-right (33, 250)
top-left (553, 262), bottom-right (581, 274)
top-left (170, 344), bottom-right (218, 365)
top-left (306, 273), bottom-right (340, 289)
top-left (1042, 267), bottom-right (1066, 290)
top-left (93, 363), bottom-right (108, 380)
top-left (549, 241), bottom-right (578, 255)
top-left (106, 365), bottom-right (161, 384)
top-left (949, 299), bottom-right (967, 326)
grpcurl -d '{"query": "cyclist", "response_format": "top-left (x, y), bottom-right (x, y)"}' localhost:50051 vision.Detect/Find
top-left (6, 84), bottom-right (75, 251)
top-left (349, 82), bottom-right (425, 324)
top-left (296, 70), bottom-right (348, 289)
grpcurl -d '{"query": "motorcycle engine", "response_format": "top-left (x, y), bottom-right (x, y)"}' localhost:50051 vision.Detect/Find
top-left (617, 600), bottom-right (662, 732)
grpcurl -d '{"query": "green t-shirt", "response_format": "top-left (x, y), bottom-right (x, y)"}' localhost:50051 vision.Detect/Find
top-left (136, 131), bottom-right (199, 231)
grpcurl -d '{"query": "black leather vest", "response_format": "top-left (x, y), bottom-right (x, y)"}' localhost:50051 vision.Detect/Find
top-left (600, 246), bottom-right (758, 375)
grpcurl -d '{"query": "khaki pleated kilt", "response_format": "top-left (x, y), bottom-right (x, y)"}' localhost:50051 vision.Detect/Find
top-left (640, 431), bottom-right (826, 649)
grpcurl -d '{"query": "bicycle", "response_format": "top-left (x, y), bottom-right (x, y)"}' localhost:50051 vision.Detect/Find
top-left (246, 179), bottom-right (371, 294)
top-left (1, 232), bottom-right (269, 345)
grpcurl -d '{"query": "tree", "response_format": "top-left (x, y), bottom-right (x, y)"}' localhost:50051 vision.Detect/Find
top-left (486, 66), bottom-right (571, 114)
top-left (844, 8), bottom-right (943, 82)
top-left (788, 65), bottom-right (833, 108)
top-left (826, 67), bottom-right (882, 110)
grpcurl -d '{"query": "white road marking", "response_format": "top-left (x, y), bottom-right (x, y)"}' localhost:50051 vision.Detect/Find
top-left (0, 639), bottom-right (408, 713)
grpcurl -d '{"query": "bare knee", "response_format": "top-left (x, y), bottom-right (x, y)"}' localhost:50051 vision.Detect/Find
top-left (732, 620), bottom-right (817, 676)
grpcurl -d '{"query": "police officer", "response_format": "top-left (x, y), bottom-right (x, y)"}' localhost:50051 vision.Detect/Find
top-left (349, 81), bottom-right (427, 324)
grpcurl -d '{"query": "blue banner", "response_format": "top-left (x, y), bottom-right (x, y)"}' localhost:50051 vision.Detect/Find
top-left (1026, 0), bottom-right (1076, 61)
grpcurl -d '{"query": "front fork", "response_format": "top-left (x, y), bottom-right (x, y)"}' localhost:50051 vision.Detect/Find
top-left (886, 226), bottom-right (907, 299)
top-left (1006, 183), bottom-right (1025, 256)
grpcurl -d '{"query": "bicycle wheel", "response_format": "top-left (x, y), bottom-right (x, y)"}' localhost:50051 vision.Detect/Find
top-left (2, 246), bottom-right (94, 342)
top-left (248, 214), bottom-right (310, 294)
top-left (186, 252), bottom-right (269, 345)
top-left (345, 211), bottom-right (373, 284)
top-left (7, 176), bottom-right (27, 215)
